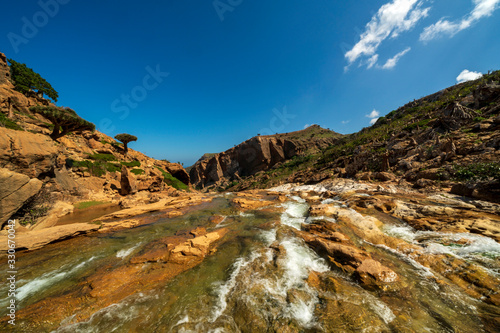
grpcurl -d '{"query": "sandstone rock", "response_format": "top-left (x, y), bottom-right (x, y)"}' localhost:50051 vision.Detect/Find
top-left (354, 259), bottom-right (399, 290)
top-left (164, 163), bottom-right (190, 185)
top-left (0, 127), bottom-right (58, 177)
top-left (169, 229), bottom-right (228, 263)
top-left (232, 197), bottom-right (274, 210)
top-left (32, 201), bottom-right (74, 230)
top-left (0, 223), bottom-right (100, 251)
top-left (0, 168), bottom-right (43, 225)
top-left (54, 167), bottom-right (81, 194)
top-left (413, 178), bottom-right (434, 189)
top-left (120, 165), bottom-right (137, 195)
top-left (374, 172), bottom-right (395, 182)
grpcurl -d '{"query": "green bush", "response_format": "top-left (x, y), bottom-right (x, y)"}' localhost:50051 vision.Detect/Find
top-left (453, 163), bottom-right (500, 181)
top-left (131, 168), bottom-right (145, 175)
top-left (403, 118), bottom-right (431, 132)
top-left (121, 160), bottom-right (141, 167)
top-left (0, 112), bottom-right (23, 131)
top-left (88, 153), bottom-right (117, 161)
top-left (74, 201), bottom-right (109, 209)
top-left (67, 159), bottom-right (119, 177)
top-left (155, 166), bottom-right (188, 190)
top-left (106, 163), bottom-right (122, 173)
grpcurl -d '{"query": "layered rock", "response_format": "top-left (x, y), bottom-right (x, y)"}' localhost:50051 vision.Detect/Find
top-left (190, 125), bottom-right (341, 188)
top-left (0, 168), bottom-right (42, 224)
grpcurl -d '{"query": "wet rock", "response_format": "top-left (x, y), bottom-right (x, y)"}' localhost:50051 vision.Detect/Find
top-left (169, 229), bottom-right (228, 264)
top-left (0, 223), bottom-right (100, 251)
top-left (232, 197), bottom-right (274, 210)
top-left (354, 259), bottom-right (399, 290)
top-left (208, 215), bottom-right (225, 224)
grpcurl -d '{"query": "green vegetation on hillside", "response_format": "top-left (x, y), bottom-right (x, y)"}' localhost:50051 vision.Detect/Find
top-left (155, 166), bottom-right (189, 191)
top-left (224, 70), bottom-right (500, 191)
top-left (0, 112), bottom-right (23, 131)
top-left (131, 168), bottom-right (145, 175)
top-left (8, 58), bottom-right (59, 102)
top-left (453, 163), bottom-right (500, 181)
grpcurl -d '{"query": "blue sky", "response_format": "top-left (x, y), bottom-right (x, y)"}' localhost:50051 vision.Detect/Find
top-left (1, 0), bottom-right (499, 165)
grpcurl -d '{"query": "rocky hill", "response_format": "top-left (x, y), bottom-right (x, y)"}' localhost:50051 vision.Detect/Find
top-left (0, 52), bottom-right (190, 228)
top-left (189, 125), bottom-right (343, 189)
top-left (208, 72), bottom-right (500, 201)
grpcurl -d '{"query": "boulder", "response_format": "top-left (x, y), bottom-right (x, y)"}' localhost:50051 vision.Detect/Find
top-left (354, 259), bottom-right (399, 290)
top-left (0, 127), bottom-right (58, 177)
top-left (0, 168), bottom-right (42, 225)
top-left (374, 172), bottom-right (395, 182)
top-left (120, 165), bottom-right (137, 195)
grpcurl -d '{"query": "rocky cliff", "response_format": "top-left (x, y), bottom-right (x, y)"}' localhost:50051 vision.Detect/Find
top-left (190, 125), bottom-right (342, 189)
top-left (0, 52), bottom-right (190, 227)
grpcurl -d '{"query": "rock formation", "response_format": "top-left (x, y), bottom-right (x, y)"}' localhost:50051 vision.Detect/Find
top-left (190, 125), bottom-right (342, 188)
top-left (0, 168), bottom-right (42, 225)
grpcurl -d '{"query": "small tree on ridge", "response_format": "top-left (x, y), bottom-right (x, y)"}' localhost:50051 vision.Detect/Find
top-left (30, 106), bottom-right (95, 140)
top-left (115, 133), bottom-right (137, 154)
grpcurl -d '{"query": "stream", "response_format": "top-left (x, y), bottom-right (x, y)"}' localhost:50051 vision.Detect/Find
top-left (1, 193), bottom-right (499, 332)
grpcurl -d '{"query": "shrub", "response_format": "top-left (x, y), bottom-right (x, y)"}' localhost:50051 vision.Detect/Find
top-left (403, 118), bottom-right (431, 132)
top-left (154, 166), bottom-right (189, 190)
top-left (453, 163), bottom-right (500, 181)
top-left (0, 112), bottom-right (23, 131)
top-left (88, 153), bottom-right (116, 161)
top-left (131, 168), bottom-right (145, 175)
top-left (121, 160), bottom-right (141, 167)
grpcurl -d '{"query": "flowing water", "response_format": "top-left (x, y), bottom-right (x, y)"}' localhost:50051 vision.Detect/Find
top-left (1, 194), bottom-right (500, 332)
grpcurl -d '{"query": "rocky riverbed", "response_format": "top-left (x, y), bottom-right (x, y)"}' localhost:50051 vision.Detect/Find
top-left (1, 179), bottom-right (499, 332)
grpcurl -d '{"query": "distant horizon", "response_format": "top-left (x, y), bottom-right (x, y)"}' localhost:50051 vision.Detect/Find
top-left (2, 0), bottom-right (499, 166)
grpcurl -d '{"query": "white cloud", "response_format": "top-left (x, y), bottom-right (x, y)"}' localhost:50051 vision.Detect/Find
top-left (366, 109), bottom-right (380, 126)
top-left (345, 0), bottom-right (429, 69)
top-left (341, 120), bottom-right (350, 125)
top-left (456, 69), bottom-right (483, 83)
top-left (420, 0), bottom-right (500, 41)
top-left (304, 124), bottom-right (311, 129)
top-left (366, 110), bottom-right (380, 118)
top-left (367, 54), bottom-right (379, 69)
top-left (381, 47), bottom-right (411, 69)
